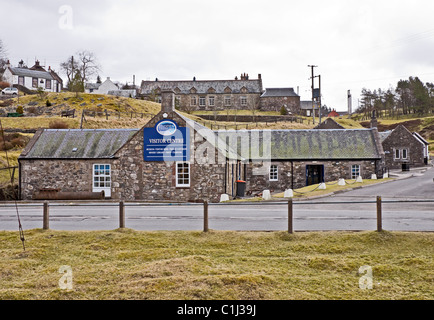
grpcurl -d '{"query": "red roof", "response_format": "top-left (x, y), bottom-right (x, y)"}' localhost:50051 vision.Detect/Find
top-left (327, 110), bottom-right (340, 117)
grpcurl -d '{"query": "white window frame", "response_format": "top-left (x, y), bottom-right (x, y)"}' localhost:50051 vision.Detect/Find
top-left (209, 96), bottom-right (215, 106)
top-left (401, 148), bottom-right (408, 160)
top-left (269, 165), bottom-right (278, 181)
top-left (351, 164), bottom-right (361, 180)
top-left (93, 164), bottom-right (111, 197)
top-left (394, 149), bottom-right (400, 160)
top-left (176, 161), bottom-right (190, 187)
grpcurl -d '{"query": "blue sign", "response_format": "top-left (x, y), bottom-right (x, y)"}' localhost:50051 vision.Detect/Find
top-left (143, 119), bottom-right (190, 161)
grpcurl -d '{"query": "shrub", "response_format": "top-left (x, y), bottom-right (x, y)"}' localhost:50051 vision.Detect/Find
top-left (16, 106), bottom-right (24, 114)
top-left (49, 120), bottom-right (69, 129)
top-left (0, 81), bottom-right (11, 89)
top-left (46, 100), bottom-right (52, 107)
top-left (280, 106), bottom-right (288, 115)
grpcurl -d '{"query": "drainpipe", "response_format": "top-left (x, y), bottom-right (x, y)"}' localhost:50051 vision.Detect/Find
top-left (291, 161), bottom-right (294, 190)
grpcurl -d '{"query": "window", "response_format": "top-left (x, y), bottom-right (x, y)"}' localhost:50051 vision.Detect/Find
top-left (32, 77), bottom-right (38, 88)
top-left (199, 97), bottom-right (206, 107)
top-left (176, 162), bottom-right (190, 187)
top-left (18, 76), bottom-right (24, 86)
top-left (45, 79), bottom-right (51, 89)
top-left (394, 149), bottom-right (400, 160)
top-left (224, 96), bottom-right (231, 107)
top-left (351, 165), bottom-right (361, 179)
top-left (191, 96), bottom-right (197, 106)
top-left (93, 164), bottom-right (111, 189)
top-left (209, 96), bottom-right (215, 106)
top-left (240, 96), bottom-right (247, 106)
top-left (269, 165), bottom-right (278, 181)
top-left (402, 149), bottom-right (408, 160)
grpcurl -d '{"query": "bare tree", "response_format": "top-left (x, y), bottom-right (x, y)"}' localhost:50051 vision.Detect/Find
top-left (78, 50), bottom-right (100, 83)
top-left (0, 39), bottom-right (8, 78)
top-left (60, 50), bottom-right (101, 91)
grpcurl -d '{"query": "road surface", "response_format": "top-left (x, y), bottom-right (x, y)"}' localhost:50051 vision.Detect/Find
top-left (0, 166), bottom-right (432, 232)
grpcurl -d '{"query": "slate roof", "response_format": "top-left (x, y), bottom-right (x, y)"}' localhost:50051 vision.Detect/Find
top-left (214, 129), bottom-right (382, 160)
top-left (8, 67), bottom-right (54, 80)
top-left (140, 79), bottom-right (262, 95)
top-left (260, 88), bottom-right (299, 97)
top-left (20, 129), bottom-right (138, 159)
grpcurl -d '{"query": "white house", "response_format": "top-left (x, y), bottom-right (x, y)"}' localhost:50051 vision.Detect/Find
top-left (3, 60), bottom-right (63, 93)
top-left (85, 77), bottom-right (119, 95)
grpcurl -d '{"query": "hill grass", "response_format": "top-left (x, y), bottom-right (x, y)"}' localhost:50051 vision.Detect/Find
top-left (0, 229), bottom-right (432, 300)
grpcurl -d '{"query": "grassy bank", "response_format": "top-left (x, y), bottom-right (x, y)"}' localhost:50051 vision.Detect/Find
top-left (0, 229), bottom-right (432, 300)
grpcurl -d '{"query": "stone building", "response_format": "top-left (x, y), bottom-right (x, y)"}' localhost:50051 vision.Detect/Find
top-left (259, 88), bottom-right (300, 114)
top-left (19, 90), bottom-right (241, 203)
top-left (140, 74), bottom-right (302, 114)
top-left (379, 125), bottom-right (427, 169)
top-left (19, 90), bottom-right (385, 202)
top-left (140, 73), bottom-right (263, 112)
top-left (215, 128), bottom-right (385, 194)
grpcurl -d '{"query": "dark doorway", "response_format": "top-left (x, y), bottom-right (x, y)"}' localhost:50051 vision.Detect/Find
top-left (306, 165), bottom-right (324, 186)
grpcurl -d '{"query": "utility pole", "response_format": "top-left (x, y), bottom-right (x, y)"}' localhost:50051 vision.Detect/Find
top-left (318, 74), bottom-right (322, 123)
top-left (308, 65), bottom-right (317, 124)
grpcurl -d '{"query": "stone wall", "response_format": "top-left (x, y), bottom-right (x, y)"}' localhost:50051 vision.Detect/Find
top-left (20, 159), bottom-right (100, 200)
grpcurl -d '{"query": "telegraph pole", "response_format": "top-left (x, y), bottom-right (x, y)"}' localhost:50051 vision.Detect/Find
top-left (308, 65), bottom-right (317, 124)
top-left (318, 74), bottom-right (322, 123)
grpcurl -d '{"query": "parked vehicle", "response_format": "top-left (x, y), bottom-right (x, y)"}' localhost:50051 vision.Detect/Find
top-left (1, 87), bottom-right (18, 95)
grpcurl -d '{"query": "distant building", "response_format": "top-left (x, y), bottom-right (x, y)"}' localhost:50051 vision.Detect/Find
top-left (140, 74), bottom-right (302, 114)
top-left (259, 88), bottom-right (300, 114)
top-left (3, 60), bottom-right (63, 92)
top-left (85, 77), bottom-right (119, 95)
top-left (379, 125), bottom-right (427, 169)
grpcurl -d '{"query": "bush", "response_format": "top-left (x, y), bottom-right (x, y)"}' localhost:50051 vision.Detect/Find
top-left (280, 106), bottom-right (288, 115)
top-left (49, 120), bottom-right (69, 129)
top-left (16, 106), bottom-right (24, 114)
top-left (0, 81), bottom-right (11, 89)
top-left (46, 100), bottom-right (52, 107)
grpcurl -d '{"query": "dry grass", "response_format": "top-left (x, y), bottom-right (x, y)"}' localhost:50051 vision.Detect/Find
top-left (0, 229), bottom-right (432, 300)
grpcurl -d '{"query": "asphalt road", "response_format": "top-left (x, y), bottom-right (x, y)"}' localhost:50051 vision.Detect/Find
top-left (0, 166), bottom-right (433, 232)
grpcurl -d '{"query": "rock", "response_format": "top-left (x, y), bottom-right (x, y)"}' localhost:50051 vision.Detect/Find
top-left (338, 178), bottom-right (345, 186)
top-left (220, 194), bottom-right (230, 202)
top-left (284, 189), bottom-right (293, 198)
top-left (262, 190), bottom-right (271, 200)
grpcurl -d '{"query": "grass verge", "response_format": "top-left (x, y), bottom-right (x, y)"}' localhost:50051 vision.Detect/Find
top-left (0, 229), bottom-right (432, 300)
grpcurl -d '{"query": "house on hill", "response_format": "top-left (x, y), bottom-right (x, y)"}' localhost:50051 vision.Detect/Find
top-left (3, 60), bottom-right (63, 92)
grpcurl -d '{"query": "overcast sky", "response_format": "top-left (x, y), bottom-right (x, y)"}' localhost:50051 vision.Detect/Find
top-left (2, 0), bottom-right (434, 111)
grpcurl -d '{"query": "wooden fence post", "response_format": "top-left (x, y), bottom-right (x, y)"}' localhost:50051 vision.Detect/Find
top-left (119, 200), bottom-right (125, 229)
top-left (203, 200), bottom-right (209, 232)
top-left (288, 199), bottom-right (293, 234)
top-left (43, 201), bottom-right (49, 230)
top-left (376, 196), bottom-right (382, 232)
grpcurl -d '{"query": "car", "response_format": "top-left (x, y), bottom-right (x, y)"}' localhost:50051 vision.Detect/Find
top-left (1, 87), bottom-right (18, 95)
